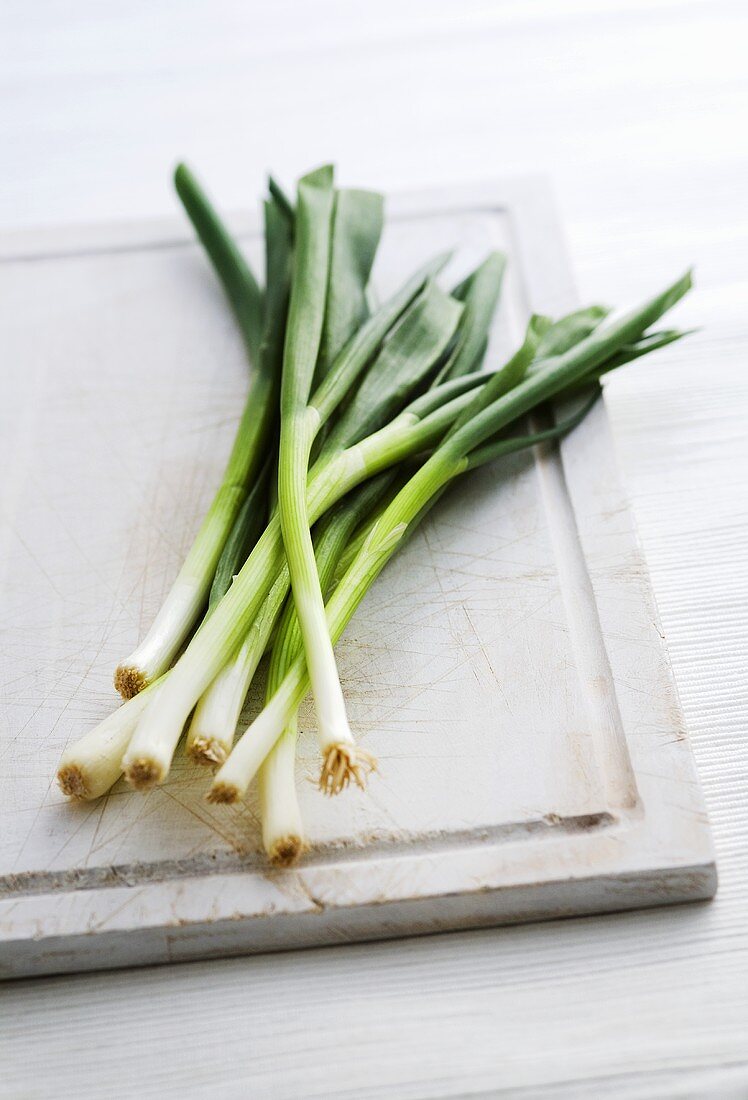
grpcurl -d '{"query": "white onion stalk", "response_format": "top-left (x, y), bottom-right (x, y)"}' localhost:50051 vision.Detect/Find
top-left (275, 166), bottom-right (360, 792)
top-left (114, 564), bottom-right (226, 701)
top-left (57, 681), bottom-right (161, 800)
top-left (256, 481), bottom-right (389, 860)
top-left (186, 568), bottom-right (290, 766)
top-left (258, 715), bottom-right (305, 866)
top-left (185, 639), bottom-right (262, 767)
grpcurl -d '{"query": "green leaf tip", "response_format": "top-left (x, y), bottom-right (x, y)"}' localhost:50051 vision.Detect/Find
top-left (267, 175), bottom-right (295, 224)
top-left (528, 314), bottom-right (554, 340)
top-left (652, 268), bottom-right (693, 320)
top-left (173, 161), bottom-right (197, 195)
top-left (299, 164), bottom-right (335, 190)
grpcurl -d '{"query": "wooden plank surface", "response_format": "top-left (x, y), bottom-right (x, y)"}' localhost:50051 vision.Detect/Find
top-left (1, 0), bottom-right (747, 1095)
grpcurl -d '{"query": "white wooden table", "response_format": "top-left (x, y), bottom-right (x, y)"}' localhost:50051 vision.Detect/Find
top-left (1, 1), bottom-right (747, 1095)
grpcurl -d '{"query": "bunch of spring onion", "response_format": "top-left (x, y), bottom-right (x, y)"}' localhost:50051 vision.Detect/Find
top-left (56, 163), bottom-right (692, 865)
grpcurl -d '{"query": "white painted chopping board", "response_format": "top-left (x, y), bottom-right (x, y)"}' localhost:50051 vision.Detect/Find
top-left (0, 180), bottom-right (715, 979)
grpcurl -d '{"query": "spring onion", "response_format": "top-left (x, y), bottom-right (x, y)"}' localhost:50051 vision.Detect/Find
top-left (113, 166), bottom-right (284, 698)
top-left (259, 476), bottom-right (392, 863)
top-left (57, 681), bottom-right (163, 800)
top-left (276, 168), bottom-right (384, 793)
top-left (434, 252), bottom-right (506, 382)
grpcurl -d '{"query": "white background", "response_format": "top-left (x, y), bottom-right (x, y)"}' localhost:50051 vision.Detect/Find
top-left (2, 1), bottom-right (748, 1096)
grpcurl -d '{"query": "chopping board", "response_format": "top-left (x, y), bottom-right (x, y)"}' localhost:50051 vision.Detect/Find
top-left (0, 180), bottom-right (715, 979)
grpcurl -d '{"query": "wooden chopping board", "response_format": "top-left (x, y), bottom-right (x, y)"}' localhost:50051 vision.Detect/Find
top-left (0, 180), bottom-right (715, 978)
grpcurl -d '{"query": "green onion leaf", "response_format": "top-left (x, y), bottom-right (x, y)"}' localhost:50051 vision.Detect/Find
top-left (322, 280), bottom-right (464, 452)
top-left (435, 252), bottom-right (507, 382)
top-left (316, 188), bottom-right (384, 382)
top-left (174, 163), bottom-right (263, 367)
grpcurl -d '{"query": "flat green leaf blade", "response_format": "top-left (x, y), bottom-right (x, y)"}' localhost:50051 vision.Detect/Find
top-left (466, 391), bottom-right (600, 470)
top-left (261, 197), bottom-right (294, 368)
top-left (317, 188), bottom-right (385, 381)
top-left (539, 270), bottom-right (693, 380)
top-left (281, 165), bottom-right (335, 412)
top-left (210, 463), bottom-right (271, 606)
top-left (174, 163), bottom-right (263, 368)
top-left (451, 270), bottom-right (693, 459)
top-left (323, 281), bottom-right (464, 451)
top-left (268, 175), bottom-right (295, 228)
top-left (309, 250), bottom-right (451, 427)
top-left (209, 197), bottom-right (292, 606)
top-left (405, 371), bottom-right (488, 420)
top-left (601, 327), bottom-right (694, 370)
top-left (534, 305), bottom-right (610, 361)
top-left (555, 328), bottom-right (695, 398)
top-left (435, 252), bottom-right (506, 382)
top-left (446, 313), bottom-right (552, 438)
